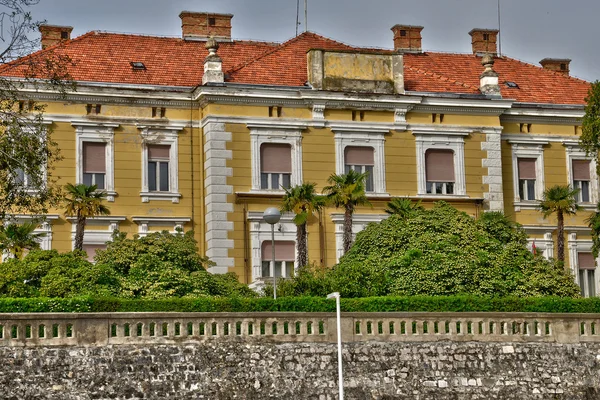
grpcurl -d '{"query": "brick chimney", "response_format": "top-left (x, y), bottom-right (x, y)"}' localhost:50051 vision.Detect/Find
top-left (469, 28), bottom-right (498, 56)
top-left (540, 58), bottom-right (571, 76)
top-left (391, 25), bottom-right (423, 53)
top-left (39, 25), bottom-right (73, 49)
top-left (179, 11), bottom-right (233, 41)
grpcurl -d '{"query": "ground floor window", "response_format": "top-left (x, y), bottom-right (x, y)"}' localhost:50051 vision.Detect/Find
top-left (261, 240), bottom-right (295, 278)
top-left (578, 252), bottom-right (596, 297)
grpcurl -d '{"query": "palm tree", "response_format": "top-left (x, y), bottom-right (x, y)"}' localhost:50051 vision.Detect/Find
top-left (323, 170), bottom-right (371, 255)
top-left (385, 197), bottom-right (424, 218)
top-left (280, 183), bottom-right (325, 268)
top-left (539, 185), bottom-right (580, 263)
top-left (0, 222), bottom-right (44, 259)
top-left (64, 183), bottom-right (110, 251)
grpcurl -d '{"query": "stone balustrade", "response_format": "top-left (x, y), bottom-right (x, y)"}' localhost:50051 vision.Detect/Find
top-left (0, 312), bottom-right (598, 347)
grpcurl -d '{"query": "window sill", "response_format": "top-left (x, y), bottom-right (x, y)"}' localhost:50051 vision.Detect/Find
top-left (578, 203), bottom-right (598, 211)
top-left (514, 200), bottom-right (540, 212)
top-left (140, 192), bottom-right (181, 204)
top-left (416, 194), bottom-right (470, 200)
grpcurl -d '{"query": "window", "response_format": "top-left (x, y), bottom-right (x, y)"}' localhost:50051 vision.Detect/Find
top-left (509, 140), bottom-right (546, 210)
top-left (425, 149), bottom-right (455, 195)
top-left (82, 142), bottom-right (106, 189)
top-left (517, 158), bottom-right (537, 201)
top-left (14, 168), bottom-right (33, 188)
top-left (261, 240), bottom-right (295, 278)
top-left (332, 125), bottom-right (387, 196)
top-left (74, 122), bottom-right (117, 202)
top-left (578, 252), bottom-right (596, 297)
top-left (260, 143), bottom-right (292, 190)
top-left (147, 145), bottom-right (170, 192)
top-left (344, 146), bottom-right (374, 192)
top-left (249, 123), bottom-right (304, 192)
top-left (139, 125), bottom-right (182, 203)
top-left (414, 129), bottom-right (468, 197)
top-left (572, 160), bottom-right (591, 203)
top-left (83, 244), bottom-right (106, 262)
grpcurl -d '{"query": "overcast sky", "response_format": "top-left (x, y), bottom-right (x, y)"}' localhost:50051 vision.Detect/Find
top-left (29, 0), bottom-right (600, 82)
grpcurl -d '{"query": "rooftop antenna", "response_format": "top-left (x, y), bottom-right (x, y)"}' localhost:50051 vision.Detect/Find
top-left (304, 0), bottom-right (308, 32)
top-left (296, 0), bottom-right (300, 36)
top-left (497, 0), bottom-right (502, 56)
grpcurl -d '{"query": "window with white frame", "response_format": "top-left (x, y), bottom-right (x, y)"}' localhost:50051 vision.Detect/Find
top-left (415, 131), bottom-right (467, 196)
top-left (565, 143), bottom-right (598, 207)
top-left (330, 213), bottom-right (388, 262)
top-left (70, 217), bottom-right (124, 262)
top-left (261, 240), bottom-right (295, 278)
top-left (509, 140), bottom-right (546, 210)
top-left (577, 252), bottom-right (597, 297)
top-left (74, 122), bottom-right (117, 201)
top-left (147, 145), bottom-right (171, 192)
top-left (517, 158), bottom-right (537, 201)
top-left (249, 123), bottom-right (304, 192)
top-left (14, 168), bottom-right (34, 189)
top-left (344, 146), bottom-right (374, 192)
top-left (425, 149), bottom-right (455, 195)
top-left (572, 160), bottom-right (591, 203)
top-left (260, 143), bottom-right (292, 190)
top-left (333, 126), bottom-right (387, 195)
top-left (139, 125), bottom-right (182, 203)
top-left (82, 142), bottom-right (107, 189)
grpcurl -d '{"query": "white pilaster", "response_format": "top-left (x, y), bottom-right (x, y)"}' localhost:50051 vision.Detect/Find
top-left (481, 128), bottom-right (504, 212)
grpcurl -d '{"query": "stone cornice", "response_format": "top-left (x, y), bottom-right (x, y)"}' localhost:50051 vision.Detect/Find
top-left (502, 106), bottom-right (584, 125)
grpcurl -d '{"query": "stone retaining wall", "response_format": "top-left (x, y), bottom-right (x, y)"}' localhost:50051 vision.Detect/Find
top-left (1, 312), bottom-right (600, 399)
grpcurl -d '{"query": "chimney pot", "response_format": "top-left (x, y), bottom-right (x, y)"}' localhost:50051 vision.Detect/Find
top-left (39, 24), bottom-right (73, 49)
top-left (540, 58), bottom-right (571, 76)
top-left (179, 11), bottom-right (233, 41)
top-left (469, 28), bottom-right (499, 56)
top-left (391, 24), bottom-right (423, 53)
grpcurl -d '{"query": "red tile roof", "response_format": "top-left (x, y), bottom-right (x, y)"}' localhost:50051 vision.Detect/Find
top-left (0, 31), bottom-right (590, 105)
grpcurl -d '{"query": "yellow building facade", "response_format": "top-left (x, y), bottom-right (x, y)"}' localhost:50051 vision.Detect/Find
top-left (3, 11), bottom-right (595, 295)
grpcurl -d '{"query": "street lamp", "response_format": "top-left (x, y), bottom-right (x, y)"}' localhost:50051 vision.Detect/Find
top-left (263, 207), bottom-right (281, 299)
top-left (327, 292), bottom-right (344, 400)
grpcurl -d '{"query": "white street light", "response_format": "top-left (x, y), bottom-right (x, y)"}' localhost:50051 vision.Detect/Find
top-left (263, 207), bottom-right (281, 299)
top-left (327, 291), bottom-right (344, 400)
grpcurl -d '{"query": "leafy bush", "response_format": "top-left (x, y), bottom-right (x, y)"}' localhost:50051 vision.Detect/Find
top-left (277, 203), bottom-right (581, 298)
top-left (1, 295), bottom-right (600, 313)
top-left (0, 231), bottom-right (256, 299)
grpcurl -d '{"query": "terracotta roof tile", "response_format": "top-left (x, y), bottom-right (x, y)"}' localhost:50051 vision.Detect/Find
top-left (0, 31), bottom-right (590, 105)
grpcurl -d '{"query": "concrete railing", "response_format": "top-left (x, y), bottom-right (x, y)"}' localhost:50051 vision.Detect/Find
top-left (0, 312), bottom-right (599, 347)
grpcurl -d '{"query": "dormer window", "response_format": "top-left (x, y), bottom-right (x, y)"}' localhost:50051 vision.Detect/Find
top-left (131, 62), bottom-right (146, 71)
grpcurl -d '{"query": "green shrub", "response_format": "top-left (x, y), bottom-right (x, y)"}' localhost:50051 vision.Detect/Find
top-left (1, 296), bottom-right (600, 313)
top-left (279, 203), bottom-right (581, 298)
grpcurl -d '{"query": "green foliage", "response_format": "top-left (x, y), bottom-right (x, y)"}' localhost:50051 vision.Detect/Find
top-left (279, 202), bottom-right (581, 298)
top-left (538, 185), bottom-right (580, 219)
top-left (63, 183), bottom-right (111, 250)
top-left (587, 203), bottom-right (600, 258)
top-left (0, 222), bottom-right (44, 259)
top-left (385, 197), bottom-right (424, 218)
top-left (581, 81), bottom-right (600, 166)
top-left (280, 182), bottom-right (325, 226)
top-left (0, 231), bottom-right (255, 299)
top-left (2, 295), bottom-right (600, 313)
top-left (323, 169), bottom-right (371, 210)
top-left (0, 250), bottom-right (118, 298)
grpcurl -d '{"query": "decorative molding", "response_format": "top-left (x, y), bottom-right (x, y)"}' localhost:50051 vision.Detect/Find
top-left (567, 233), bottom-right (599, 294)
top-left (131, 216), bottom-right (191, 237)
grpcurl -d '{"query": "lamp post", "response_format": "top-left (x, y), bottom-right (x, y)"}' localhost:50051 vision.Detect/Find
top-left (263, 207), bottom-right (281, 299)
top-left (327, 292), bottom-right (343, 400)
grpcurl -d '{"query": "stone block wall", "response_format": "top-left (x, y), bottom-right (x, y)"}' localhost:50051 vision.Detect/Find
top-left (1, 341), bottom-right (600, 399)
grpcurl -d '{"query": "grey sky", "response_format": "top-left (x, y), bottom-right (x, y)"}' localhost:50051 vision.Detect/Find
top-left (30, 0), bottom-right (600, 82)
